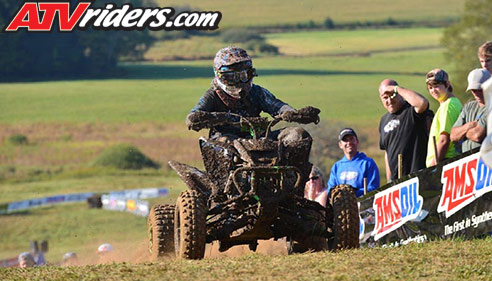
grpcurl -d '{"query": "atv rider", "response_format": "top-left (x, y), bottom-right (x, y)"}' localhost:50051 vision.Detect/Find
top-left (186, 46), bottom-right (318, 186)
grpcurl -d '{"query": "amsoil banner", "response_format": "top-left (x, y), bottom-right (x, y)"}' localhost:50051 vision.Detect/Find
top-left (359, 149), bottom-right (492, 247)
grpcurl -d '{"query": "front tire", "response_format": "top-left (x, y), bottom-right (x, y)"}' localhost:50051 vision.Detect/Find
top-left (174, 190), bottom-right (207, 259)
top-left (329, 184), bottom-right (359, 250)
top-left (148, 204), bottom-right (175, 260)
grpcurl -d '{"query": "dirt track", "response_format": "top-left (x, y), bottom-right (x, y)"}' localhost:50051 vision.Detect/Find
top-left (76, 238), bottom-right (288, 265)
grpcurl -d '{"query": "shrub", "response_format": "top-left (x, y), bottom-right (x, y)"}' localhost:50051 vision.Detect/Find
top-left (220, 28), bottom-right (263, 43)
top-left (8, 134), bottom-right (28, 145)
top-left (257, 42), bottom-right (279, 54)
top-left (91, 144), bottom-right (160, 170)
top-left (324, 17), bottom-right (335, 29)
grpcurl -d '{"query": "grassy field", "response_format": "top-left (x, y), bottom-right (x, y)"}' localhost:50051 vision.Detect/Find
top-left (144, 27), bottom-right (443, 60)
top-left (0, 28), bottom-right (448, 125)
top-left (0, 26), bottom-right (472, 268)
top-left (266, 28), bottom-right (443, 56)
top-left (156, 0), bottom-right (463, 28)
top-left (0, 44), bottom-right (449, 187)
top-left (0, 174), bottom-right (186, 262)
top-left (1, 238), bottom-right (492, 280)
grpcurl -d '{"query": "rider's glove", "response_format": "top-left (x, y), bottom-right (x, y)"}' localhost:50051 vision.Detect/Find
top-left (186, 111), bottom-right (236, 131)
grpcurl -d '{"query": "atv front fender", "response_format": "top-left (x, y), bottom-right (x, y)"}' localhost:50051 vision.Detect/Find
top-left (168, 160), bottom-right (215, 197)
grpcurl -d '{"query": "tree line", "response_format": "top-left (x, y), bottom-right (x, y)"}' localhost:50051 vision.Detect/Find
top-left (0, 0), bottom-right (155, 81)
top-left (0, 0), bottom-right (489, 83)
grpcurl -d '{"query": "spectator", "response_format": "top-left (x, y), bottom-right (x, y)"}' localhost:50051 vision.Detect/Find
top-left (378, 79), bottom-right (430, 181)
top-left (18, 252), bottom-right (35, 268)
top-left (61, 252), bottom-right (78, 266)
top-left (478, 41), bottom-right (492, 74)
top-left (451, 69), bottom-right (491, 152)
top-left (425, 69), bottom-right (462, 167)
top-left (304, 166), bottom-right (327, 206)
top-left (327, 128), bottom-right (380, 197)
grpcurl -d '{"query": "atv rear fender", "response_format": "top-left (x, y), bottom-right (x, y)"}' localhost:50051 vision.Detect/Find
top-left (168, 160), bottom-right (215, 197)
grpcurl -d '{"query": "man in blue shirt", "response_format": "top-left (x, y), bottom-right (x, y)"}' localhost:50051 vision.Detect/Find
top-left (327, 128), bottom-right (380, 197)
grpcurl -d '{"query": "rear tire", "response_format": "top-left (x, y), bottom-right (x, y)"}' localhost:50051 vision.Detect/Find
top-left (174, 190), bottom-right (207, 259)
top-left (329, 184), bottom-right (359, 250)
top-left (148, 204), bottom-right (175, 260)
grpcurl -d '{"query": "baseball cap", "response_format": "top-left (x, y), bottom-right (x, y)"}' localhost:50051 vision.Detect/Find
top-left (338, 128), bottom-right (358, 141)
top-left (466, 68), bottom-right (491, 91)
top-left (426, 69), bottom-right (449, 84)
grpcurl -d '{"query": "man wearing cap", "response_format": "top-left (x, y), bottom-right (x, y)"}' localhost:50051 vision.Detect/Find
top-left (378, 79), bottom-right (430, 181)
top-left (451, 69), bottom-right (492, 152)
top-left (425, 69), bottom-right (462, 167)
top-left (327, 128), bottom-right (380, 197)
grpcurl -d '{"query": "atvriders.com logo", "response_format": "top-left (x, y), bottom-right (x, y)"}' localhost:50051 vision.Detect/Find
top-left (3, 0), bottom-right (222, 32)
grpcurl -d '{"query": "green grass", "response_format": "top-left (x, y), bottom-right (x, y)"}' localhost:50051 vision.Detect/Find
top-left (0, 171), bottom-right (186, 205)
top-left (156, 0), bottom-right (463, 28)
top-left (144, 27), bottom-right (444, 60)
top-left (0, 172), bottom-right (187, 261)
top-left (0, 47), bottom-right (447, 126)
top-left (266, 28), bottom-right (443, 56)
top-left (144, 37), bottom-right (225, 61)
top-left (1, 239), bottom-right (492, 280)
top-left (0, 28), bottom-right (450, 187)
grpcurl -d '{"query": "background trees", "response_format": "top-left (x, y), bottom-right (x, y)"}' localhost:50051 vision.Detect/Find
top-left (0, 0), bottom-right (155, 80)
top-left (442, 0), bottom-right (492, 100)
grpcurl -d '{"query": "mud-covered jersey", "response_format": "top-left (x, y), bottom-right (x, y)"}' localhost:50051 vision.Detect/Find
top-left (190, 83), bottom-right (293, 137)
top-left (379, 102), bottom-right (429, 180)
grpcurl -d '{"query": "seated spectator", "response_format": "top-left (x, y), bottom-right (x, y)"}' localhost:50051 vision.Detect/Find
top-left (61, 252), bottom-right (78, 266)
top-left (304, 166), bottom-right (327, 207)
top-left (327, 128), bottom-right (380, 197)
top-left (378, 79), bottom-right (430, 181)
top-left (18, 252), bottom-right (35, 268)
top-left (451, 69), bottom-right (491, 152)
top-left (478, 41), bottom-right (492, 74)
top-left (425, 69), bottom-right (462, 167)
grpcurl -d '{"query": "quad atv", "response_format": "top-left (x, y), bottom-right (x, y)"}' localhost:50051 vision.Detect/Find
top-left (148, 107), bottom-right (359, 259)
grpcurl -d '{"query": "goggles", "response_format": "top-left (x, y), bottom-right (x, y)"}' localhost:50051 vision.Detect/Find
top-left (217, 68), bottom-right (257, 85)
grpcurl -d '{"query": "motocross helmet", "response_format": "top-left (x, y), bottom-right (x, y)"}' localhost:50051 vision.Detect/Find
top-left (213, 46), bottom-right (257, 98)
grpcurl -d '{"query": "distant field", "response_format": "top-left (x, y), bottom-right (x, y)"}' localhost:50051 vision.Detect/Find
top-left (266, 28), bottom-right (443, 56)
top-left (144, 27), bottom-right (443, 61)
top-left (0, 50), bottom-right (447, 125)
top-left (0, 33), bottom-right (450, 184)
top-left (156, 0), bottom-right (463, 28)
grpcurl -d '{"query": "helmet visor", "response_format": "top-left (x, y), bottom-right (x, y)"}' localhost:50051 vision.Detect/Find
top-left (217, 68), bottom-right (257, 86)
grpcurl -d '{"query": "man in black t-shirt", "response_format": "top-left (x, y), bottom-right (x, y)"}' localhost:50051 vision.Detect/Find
top-left (378, 79), bottom-right (430, 181)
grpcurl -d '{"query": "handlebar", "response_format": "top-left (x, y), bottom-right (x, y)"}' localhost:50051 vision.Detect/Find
top-left (187, 106), bottom-right (320, 139)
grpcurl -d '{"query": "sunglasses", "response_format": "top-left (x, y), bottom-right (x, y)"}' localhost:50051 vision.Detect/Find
top-left (309, 176), bottom-right (319, 181)
top-left (217, 68), bottom-right (257, 85)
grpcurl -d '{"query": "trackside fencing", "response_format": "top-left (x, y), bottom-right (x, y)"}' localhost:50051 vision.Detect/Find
top-left (358, 149), bottom-right (492, 247)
